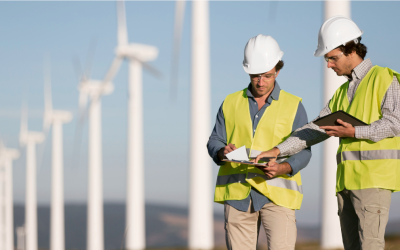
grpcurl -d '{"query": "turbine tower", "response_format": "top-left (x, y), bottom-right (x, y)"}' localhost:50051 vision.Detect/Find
top-left (0, 163), bottom-right (4, 250)
top-left (78, 78), bottom-right (114, 250)
top-left (171, 1), bottom-right (214, 249)
top-left (102, 2), bottom-right (159, 249)
top-left (42, 65), bottom-right (73, 250)
top-left (19, 104), bottom-right (45, 250)
top-left (321, 1), bottom-right (350, 249)
top-left (0, 143), bottom-right (20, 250)
top-left (189, 1), bottom-right (213, 249)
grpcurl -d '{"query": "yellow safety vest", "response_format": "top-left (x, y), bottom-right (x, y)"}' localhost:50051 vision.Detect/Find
top-left (329, 66), bottom-right (400, 192)
top-left (214, 88), bottom-right (304, 210)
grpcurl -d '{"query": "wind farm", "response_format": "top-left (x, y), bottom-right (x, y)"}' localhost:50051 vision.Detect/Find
top-left (1, 1), bottom-right (400, 250)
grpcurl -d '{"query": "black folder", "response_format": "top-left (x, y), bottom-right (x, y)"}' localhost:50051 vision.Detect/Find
top-left (313, 110), bottom-right (367, 127)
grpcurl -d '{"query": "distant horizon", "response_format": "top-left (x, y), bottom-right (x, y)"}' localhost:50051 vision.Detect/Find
top-left (11, 202), bottom-right (400, 249)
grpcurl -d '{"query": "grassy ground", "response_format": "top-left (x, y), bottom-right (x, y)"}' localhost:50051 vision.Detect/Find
top-left (291, 236), bottom-right (400, 250)
top-left (144, 235), bottom-right (400, 250)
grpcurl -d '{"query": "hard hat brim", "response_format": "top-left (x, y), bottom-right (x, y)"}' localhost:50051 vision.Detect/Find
top-left (314, 31), bottom-right (363, 57)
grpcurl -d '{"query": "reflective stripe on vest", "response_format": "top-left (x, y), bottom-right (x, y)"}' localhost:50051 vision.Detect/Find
top-left (329, 66), bottom-right (400, 192)
top-left (214, 88), bottom-right (304, 210)
top-left (216, 174), bottom-right (246, 185)
top-left (337, 149), bottom-right (400, 165)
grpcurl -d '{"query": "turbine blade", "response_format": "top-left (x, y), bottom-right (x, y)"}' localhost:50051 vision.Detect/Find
top-left (84, 37), bottom-right (98, 79)
top-left (44, 58), bottom-right (53, 113)
top-left (20, 101), bottom-right (28, 135)
top-left (103, 57), bottom-right (123, 84)
top-left (73, 56), bottom-right (85, 82)
top-left (43, 56), bottom-right (53, 131)
top-left (142, 60), bottom-right (162, 79)
top-left (170, 0), bottom-right (186, 102)
top-left (126, 55), bottom-right (162, 79)
top-left (37, 125), bottom-right (51, 172)
top-left (43, 119), bottom-right (51, 132)
top-left (78, 92), bottom-right (88, 121)
top-left (71, 98), bottom-right (88, 170)
top-left (116, 0), bottom-right (129, 46)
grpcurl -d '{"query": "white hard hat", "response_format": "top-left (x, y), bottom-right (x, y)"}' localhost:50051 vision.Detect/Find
top-left (243, 34), bottom-right (284, 74)
top-left (314, 16), bottom-right (363, 57)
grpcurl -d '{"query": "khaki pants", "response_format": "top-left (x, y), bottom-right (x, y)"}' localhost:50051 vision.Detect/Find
top-left (224, 199), bottom-right (296, 250)
top-left (337, 188), bottom-right (392, 250)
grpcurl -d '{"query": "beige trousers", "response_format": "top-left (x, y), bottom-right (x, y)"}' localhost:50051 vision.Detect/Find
top-left (337, 188), bottom-right (392, 250)
top-left (224, 199), bottom-right (296, 250)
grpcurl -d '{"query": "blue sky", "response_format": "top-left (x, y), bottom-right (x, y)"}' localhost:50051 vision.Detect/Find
top-left (1, 1), bottom-right (400, 227)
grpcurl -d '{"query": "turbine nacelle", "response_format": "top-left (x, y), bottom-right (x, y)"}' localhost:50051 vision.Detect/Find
top-left (44, 110), bottom-right (73, 124)
top-left (115, 44), bottom-right (158, 62)
top-left (19, 131), bottom-right (45, 146)
top-left (0, 146), bottom-right (20, 161)
top-left (78, 79), bottom-right (114, 98)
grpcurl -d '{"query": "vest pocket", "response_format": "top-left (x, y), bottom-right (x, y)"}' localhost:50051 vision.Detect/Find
top-left (364, 205), bottom-right (388, 238)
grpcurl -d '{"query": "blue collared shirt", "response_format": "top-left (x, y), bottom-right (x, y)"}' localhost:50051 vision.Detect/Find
top-left (207, 82), bottom-right (311, 212)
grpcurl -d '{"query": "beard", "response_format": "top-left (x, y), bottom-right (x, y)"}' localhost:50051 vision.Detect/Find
top-left (332, 59), bottom-right (353, 76)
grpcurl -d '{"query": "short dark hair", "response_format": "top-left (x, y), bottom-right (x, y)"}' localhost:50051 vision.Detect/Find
top-left (336, 37), bottom-right (367, 59)
top-left (275, 60), bottom-right (284, 71)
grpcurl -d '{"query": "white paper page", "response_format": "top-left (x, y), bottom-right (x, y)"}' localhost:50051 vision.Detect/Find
top-left (226, 146), bottom-right (249, 161)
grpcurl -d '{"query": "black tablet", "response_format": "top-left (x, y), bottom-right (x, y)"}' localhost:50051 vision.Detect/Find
top-left (313, 110), bottom-right (367, 127)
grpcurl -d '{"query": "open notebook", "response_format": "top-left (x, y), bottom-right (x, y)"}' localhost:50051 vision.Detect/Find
top-left (222, 146), bottom-right (275, 166)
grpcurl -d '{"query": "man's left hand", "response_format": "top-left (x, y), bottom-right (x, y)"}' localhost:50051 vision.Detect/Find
top-left (319, 119), bottom-right (355, 138)
top-left (256, 162), bottom-right (292, 179)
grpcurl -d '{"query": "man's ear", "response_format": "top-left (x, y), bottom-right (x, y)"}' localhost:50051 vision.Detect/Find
top-left (349, 50), bottom-right (357, 58)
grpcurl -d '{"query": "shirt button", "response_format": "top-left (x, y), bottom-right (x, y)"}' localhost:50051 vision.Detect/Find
top-left (255, 115), bottom-right (258, 118)
top-left (254, 102), bottom-right (257, 105)
top-left (254, 130), bottom-right (256, 132)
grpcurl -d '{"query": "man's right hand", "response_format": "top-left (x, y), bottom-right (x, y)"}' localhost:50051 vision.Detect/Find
top-left (217, 143), bottom-right (237, 161)
top-left (253, 147), bottom-right (280, 164)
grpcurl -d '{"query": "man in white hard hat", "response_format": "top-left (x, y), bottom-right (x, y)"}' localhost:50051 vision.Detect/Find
top-left (255, 16), bottom-right (400, 250)
top-left (207, 34), bottom-right (311, 250)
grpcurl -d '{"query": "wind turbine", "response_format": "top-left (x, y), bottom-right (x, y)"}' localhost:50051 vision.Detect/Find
top-left (320, 1), bottom-right (349, 249)
top-left (0, 143), bottom-right (20, 250)
top-left (171, 1), bottom-right (214, 249)
top-left (19, 103), bottom-right (45, 250)
top-left (42, 64), bottom-right (73, 250)
top-left (100, 2), bottom-right (159, 249)
top-left (77, 69), bottom-right (114, 250)
top-left (16, 226), bottom-right (25, 250)
top-left (0, 161), bottom-right (4, 250)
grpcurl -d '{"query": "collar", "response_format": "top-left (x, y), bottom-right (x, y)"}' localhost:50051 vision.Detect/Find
top-left (345, 58), bottom-right (373, 81)
top-left (246, 81), bottom-right (281, 101)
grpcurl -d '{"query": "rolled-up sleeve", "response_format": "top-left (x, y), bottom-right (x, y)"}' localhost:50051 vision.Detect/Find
top-left (207, 102), bottom-right (227, 165)
top-left (283, 102), bottom-right (312, 176)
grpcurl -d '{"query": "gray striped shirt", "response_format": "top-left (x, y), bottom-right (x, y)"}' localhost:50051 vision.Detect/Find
top-left (277, 59), bottom-right (400, 156)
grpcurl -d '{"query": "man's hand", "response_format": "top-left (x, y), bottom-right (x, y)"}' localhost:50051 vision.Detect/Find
top-left (217, 143), bottom-right (237, 161)
top-left (256, 162), bottom-right (292, 179)
top-left (319, 119), bottom-right (355, 138)
top-left (252, 147), bottom-right (280, 164)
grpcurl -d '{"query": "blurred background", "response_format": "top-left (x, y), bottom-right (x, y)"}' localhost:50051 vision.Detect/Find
top-left (1, 1), bottom-right (400, 249)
